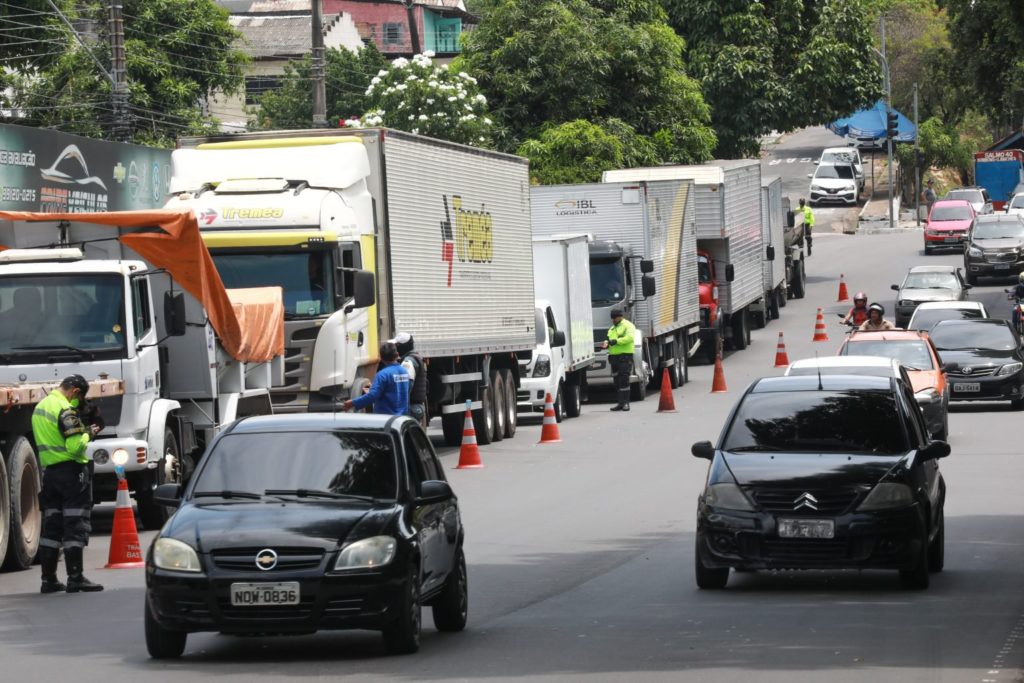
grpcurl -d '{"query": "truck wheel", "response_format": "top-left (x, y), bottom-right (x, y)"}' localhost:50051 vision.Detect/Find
top-left (0, 453), bottom-right (9, 567)
top-left (490, 371), bottom-right (506, 442)
top-left (791, 262), bottom-right (806, 299)
top-left (702, 332), bottom-right (719, 365)
top-left (778, 285), bottom-right (787, 308)
top-left (138, 428), bottom-right (181, 531)
top-left (554, 381), bottom-right (566, 422)
top-left (501, 369), bottom-right (517, 438)
top-left (473, 384), bottom-right (495, 446)
top-left (629, 381), bottom-right (646, 402)
top-left (564, 377), bottom-right (582, 418)
top-left (3, 437), bottom-right (41, 570)
top-left (770, 289), bottom-right (782, 320)
top-left (731, 311), bottom-right (749, 351)
top-left (441, 412), bottom-right (465, 447)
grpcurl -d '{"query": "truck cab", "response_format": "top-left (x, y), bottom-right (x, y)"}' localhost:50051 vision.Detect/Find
top-left (518, 300), bottom-right (570, 418)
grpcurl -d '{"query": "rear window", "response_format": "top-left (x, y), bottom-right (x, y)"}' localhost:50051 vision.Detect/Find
top-left (930, 323), bottom-right (1016, 351)
top-left (787, 366), bottom-right (894, 378)
top-left (909, 308), bottom-right (983, 331)
top-left (841, 340), bottom-right (934, 371)
top-left (722, 391), bottom-right (909, 455)
top-left (947, 189), bottom-right (983, 204)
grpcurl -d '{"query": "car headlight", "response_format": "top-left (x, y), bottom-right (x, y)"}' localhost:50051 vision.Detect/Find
top-left (152, 538), bottom-right (202, 573)
top-left (532, 354), bottom-right (551, 377)
top-left (703, 483), bottom-right (755, 512)
top-left (857, 482), bottom-right (913, 511)
top-left (810, 184), bottom-right (823, 192)
top-left (914, 388), bottom-right (939, 405)
top-left (997, 362), bottom-right (1023, 376)
top-left (899, 300), bottom-right (915, 307)
top-left (334, 536), bottom-right (397, 570)
top-left (968, 246), bottom-right (982, 256)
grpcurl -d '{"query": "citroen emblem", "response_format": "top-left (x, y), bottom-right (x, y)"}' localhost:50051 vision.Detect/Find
top-left (793, 492), bottom-right (819, 511)
top-left (255, 548), bottom-right (278, 571)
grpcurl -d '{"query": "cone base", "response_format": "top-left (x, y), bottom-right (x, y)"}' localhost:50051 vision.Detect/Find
top-left (104, 561), bottom-right (146, 569)
top-left (537, 439), bottom-right (562, 444)
top-left (455, 463), bottom-right (484, 469)
top-left (711, 388), bottom-right (728, 394)
top-left (774, 363), bottom-right (789, 368)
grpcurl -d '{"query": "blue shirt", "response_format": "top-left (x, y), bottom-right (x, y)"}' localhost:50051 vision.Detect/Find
top-left (351, 364), bottom-right (411, 415)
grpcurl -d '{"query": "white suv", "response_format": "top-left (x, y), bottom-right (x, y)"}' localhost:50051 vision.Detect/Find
top-left (819, 147), bottom-right (864, 192)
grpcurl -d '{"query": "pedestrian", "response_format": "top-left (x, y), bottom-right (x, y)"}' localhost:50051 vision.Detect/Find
top-left (923, 179), bottom-right (937, 214)
top-left (32, 375), bottom-right (103, 594)
top-left (601, 308), bottom-right (636, 411)
top-left (390, 332), bottom-right (427, 427)
top-left (798, 198), bottom-right (814, 256)
top-left (343, 342), bottom-right (410, 415)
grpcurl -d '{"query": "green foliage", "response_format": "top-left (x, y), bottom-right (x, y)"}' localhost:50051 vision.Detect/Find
top-left (895, 112), bottom-right (991, 187)
top-left (519, 118), bottom-right (664, 184)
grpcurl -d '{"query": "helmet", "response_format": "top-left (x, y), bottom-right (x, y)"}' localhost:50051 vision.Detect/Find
top-left (868, 303), bottom-right (885, 316)
top-left (1018, 273), bottom-right (1024, 284)
top-left (854, 291), bottom-right (867, 303)
top-left (63, 374), bottom-right (89, 395)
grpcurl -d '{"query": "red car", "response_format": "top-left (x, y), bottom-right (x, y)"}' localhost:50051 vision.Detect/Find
top-left (924, 199), bottom-right (975, 254)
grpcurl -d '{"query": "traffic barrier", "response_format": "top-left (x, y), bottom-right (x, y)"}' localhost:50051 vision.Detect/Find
top-left (812, 308), bottom-right (829, 342)
top-left (104, 476), bottom-right (145, 569)
top-left (455, 403), bottom-right (483, 469)
top-left (711, 354), bottom-right (728, 393)
top-left (657, 367), bottom-right (677, 413)
top-left (837, 274), bottom-right (850, 302)
top-left (538, 392), bottom-right (561, 444)
top-left (774, 331), bottom-right (791, 368)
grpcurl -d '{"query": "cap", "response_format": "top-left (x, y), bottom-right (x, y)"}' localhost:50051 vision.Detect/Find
top-left (927, 179), bottom-right (934, 185)
top-left (610, 308), bottom-right (624, 318)
top-left (388, 332), bottom-right (412, 345)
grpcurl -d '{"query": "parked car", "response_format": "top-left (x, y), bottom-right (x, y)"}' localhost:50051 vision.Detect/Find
top-left (808, 162), bottom-right (859, 206)
top-left (785, 355), bottom-right (910, 383)
top-left (692, 375), bottom-right (948, 590)
top-left (890, 265), bottom-right (971, 328)
top-left (907, 301), bottom-right (988, 332)
top-left (144, 414), bottom-right (468, 659)
top-left (818, 147), bottom-right (864, 192)
top-left (847, 134), bottom-right (883, 151)
top-left (924, 199), bottom-right (975, 254)
top-left (929, 319), bottom-right (1024, 409)
top-left (963, 213), bottom-right (1024, 284)
top-left (1006, 193), bottom-right (1024, 216)
top-left (838, 330), bottom-right (949, 439)
top-left (945, 187), bottom-right (993, 216)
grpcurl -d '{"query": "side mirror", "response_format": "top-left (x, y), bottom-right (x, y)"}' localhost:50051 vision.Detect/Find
top-left (639, 259), bottom-right (654, 274)
top-left (918, 440), bottom-right (950, 462)
top-left (786, 210), bottom-right (795, 228)
top-left (154, 483), bottom-right (182, 507)
top-left (345, 269), bottom-right (375, 313)
top-left (766, 245), bottom-right (776, 261)
top-left (417, 480), bottom-right (454, 505)
top-left (813, 160), bottom-right (819, 165)
top-left (890, 284), bottom-right (900, 291)
top-left (725, 264), bottom-right (735, 282)
top-left (806, 173), bottom-right (813, 178)
top-left (691, 441), bottom-right (715, 460)
top-left (641, 274), bottom-right (656, 298)
top-left (963, 284), bottom-right (973, 290)
top-left (551, 329), bottom-right (566, 347)
top-left (163, 293), bottom-right (187, 337)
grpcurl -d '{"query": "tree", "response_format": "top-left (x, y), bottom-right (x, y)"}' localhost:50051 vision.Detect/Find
top-left (519, 118), bottom-right (660, 184)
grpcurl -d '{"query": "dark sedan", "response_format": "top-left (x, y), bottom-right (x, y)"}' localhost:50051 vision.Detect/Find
top-left (144, 414), bottom-right (467, 659)
top-left (963, 213), bottom-right (1024, 284)
top-left (692, 375), bottom-right (948, 590)
top-left (929, 319), bottom-right (1024, 408)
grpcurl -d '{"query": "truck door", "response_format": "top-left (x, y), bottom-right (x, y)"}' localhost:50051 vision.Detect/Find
top-left (130, 275), bottom-right (161, 407)
top-left (544, 306), bottom-right (563, 367)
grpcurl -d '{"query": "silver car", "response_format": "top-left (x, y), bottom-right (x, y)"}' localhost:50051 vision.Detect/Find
top-left (891, 265), bottom-right (972, 328)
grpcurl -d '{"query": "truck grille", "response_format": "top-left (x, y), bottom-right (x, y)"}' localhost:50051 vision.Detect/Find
top-left (211, 547), bottom-right (325, 572)
top-left (748, 488), bottom-right (863, 516)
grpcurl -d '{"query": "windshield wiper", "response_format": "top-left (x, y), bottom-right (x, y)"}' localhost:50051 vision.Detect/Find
top-left (13, 344), bottom-right (94, 358)
top-left (264, 488), bottom-right (376, 502)
top-left (726, 445), bottom-right (783, 452)
top-left (193, 490), bottom-right (262, 500)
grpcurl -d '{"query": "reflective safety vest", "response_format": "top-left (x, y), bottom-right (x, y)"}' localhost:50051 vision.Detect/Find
top-left (607, 319), bottom-right (636, 356)
top-left (801, 205), bottom-right (815, 229)
top-left (31, 390), bottom-right (91, 467)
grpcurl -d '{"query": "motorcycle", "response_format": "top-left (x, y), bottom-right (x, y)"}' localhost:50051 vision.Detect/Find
top-left (836, 313), bottom-right (859, 334)
top-left (1005, 290), bottom-right (1024, 335)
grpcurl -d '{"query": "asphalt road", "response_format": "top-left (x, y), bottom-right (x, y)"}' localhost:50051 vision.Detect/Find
top-left (3, 152), bottom-right (1024, 683)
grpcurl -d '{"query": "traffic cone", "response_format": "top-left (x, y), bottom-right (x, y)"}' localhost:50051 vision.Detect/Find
top-left (774, 331), bottom-right (791, 368)
top-left (538, 392), bottom-right (561, 444)
top-left (812, 308), bottom-right (830, 342)
top-left (104, 477), bottom-right (145, 569)
top-left (837, 274), bottom-right (850, 302)
top-left (455, 404), bottom-right (483, 469)
top-left (657, 367), bottom-right (677, 413)
top-left (711, 354), bottom-right (728, 393)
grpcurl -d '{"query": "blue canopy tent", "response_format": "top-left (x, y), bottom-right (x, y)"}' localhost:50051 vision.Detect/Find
top-left (827, 101), bottom-right (916, 143)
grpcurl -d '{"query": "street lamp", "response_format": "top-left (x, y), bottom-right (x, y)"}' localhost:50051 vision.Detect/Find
top-left (870, 46), bottom-right (895, 230)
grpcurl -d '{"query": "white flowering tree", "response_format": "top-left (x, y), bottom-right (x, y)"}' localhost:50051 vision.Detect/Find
top-left (345, 52), bottom-right (493, 147)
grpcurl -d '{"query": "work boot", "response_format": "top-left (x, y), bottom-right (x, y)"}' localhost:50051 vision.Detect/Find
top-left (621, 403), bottom-right (630, 412)
top-left (610, 403), bottom-right (624, 411)
top-left (39, 547), bottom-right (65, 594)
top-left (64, 547), bottom-right (104, 593)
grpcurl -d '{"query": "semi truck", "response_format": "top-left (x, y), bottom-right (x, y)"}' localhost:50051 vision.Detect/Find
top-left (530, 180), bottom-right (700, 399)
top-left (0, 209), bottom-right (283, 570)
top-left (758, 175), bottom-right (806, 321)
top-left (519, 234), bottom-right (596, 420)
top-left (167, 129), bottom-right (536, 446)
top-left (603, 161), bottom-right (766, 361)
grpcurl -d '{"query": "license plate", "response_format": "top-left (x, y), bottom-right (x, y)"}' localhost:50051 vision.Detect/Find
top-left (943, 237), bottom-right (960, 243)
top-left (778, 518), bottom-right (835, 539)
top-left (995, 263), bottom-right (1011, 270)
top-left (230, 582), bottom-right (300, 606)
top-left (953, 382), bottom-right (981, 392)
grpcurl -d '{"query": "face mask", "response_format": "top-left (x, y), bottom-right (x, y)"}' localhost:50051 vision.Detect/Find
top-left (70, 398), bottom-right (80, 408)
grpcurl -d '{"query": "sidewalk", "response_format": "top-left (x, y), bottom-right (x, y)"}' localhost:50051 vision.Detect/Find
top-left (856, 156), bottom-right (921, 233)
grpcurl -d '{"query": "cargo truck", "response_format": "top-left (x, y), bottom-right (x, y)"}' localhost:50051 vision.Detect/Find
top-left (757, 176), bottom-right (806, 322)
top-left (0, 209), bottom-right (283, 570)
top-left (975, 149), bottom-right (1024, 211)
top-left (519, 234), bottom-right (595, 420)
top-left (603, 161), bottom-right (766, 361)
top-left (531, 180), bottom-right (700, 399)
top-left (167, 129), bottom-right (536, 446)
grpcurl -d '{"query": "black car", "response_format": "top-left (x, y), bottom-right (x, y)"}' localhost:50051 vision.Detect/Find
top-left (144, 414), bottom-right (467, 659)
top-left (963, 213), bottom-right (1024, 284)
top-left (692, 375), bottom-right (949, 590)
top-left (929, 319), bottom-right (1024, 408)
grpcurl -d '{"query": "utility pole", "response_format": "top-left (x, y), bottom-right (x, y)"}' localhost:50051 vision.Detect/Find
top-left (403, 0), bottom-right (421, 55)
top-left (914, 82), bottom-right (920, 227)
top-left (108, 1), bottom-right (130, 141)
top-left (882, 16), bottom-right (894, 230)
top-left (311, 0), bottom-right (327, 128)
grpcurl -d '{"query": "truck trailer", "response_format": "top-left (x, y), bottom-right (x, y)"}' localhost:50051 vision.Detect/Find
top-left (975, 149), bottom-right (1024, 211)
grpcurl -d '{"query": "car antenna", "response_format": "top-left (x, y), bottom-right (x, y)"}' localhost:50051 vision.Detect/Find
top-left (816, 351), bottom-right (823, 391)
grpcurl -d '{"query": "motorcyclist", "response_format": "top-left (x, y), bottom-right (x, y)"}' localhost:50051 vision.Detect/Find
top-left (1007, 273), bottom-right (1024, 330)
top-left (841, 292), bottom-right (869, 326)
top-left (859, 303), bottom-right (895, 331)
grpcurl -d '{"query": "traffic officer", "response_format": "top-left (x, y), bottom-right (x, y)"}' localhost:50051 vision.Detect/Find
top-left (602, 308), bottom-right (636, 411)
top-left (390, 332), bottom-right (428, 427)
top-left (798, 198), bottom-right (814, 256)
top-left (32, 375), bottom-right (103, 594)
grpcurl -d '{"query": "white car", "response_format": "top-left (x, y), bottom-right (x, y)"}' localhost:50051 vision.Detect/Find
top-left (907, 300), bottom-right (989, 332)
top-left (818, 147), bottom-right (864, 191)
top-left (808, 162), bottom-right (858, 206)
top-left (785, 355), bottom-right (912, 383)
top-left (945, 187), bottom-right (994, 215)
top-left (1006, 193), bottom-right (1024, 216)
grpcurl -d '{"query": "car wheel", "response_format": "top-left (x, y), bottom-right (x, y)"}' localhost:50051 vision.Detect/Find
top-left (432, 547), bottom-right (468, 632)
top-left (928, 509), bottom-right (944, 573)
top-left (899, 530), bottom-right (931, 590)
top-left (924, 244), bottom-right (933, 255)
top-left (145, 598), bottom-right (187, 659)
top-left (694, 535), bottom-right (729, 589)
top-left (382, 564), bottom-right (422, 655)
top-left (1012, 397), bottom-right (1024, 410)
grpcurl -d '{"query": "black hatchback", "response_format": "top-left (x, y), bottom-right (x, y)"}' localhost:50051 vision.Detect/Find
top-left (692, 375), bottom-right (949, 590)
top-left (144, 414), bottom-right (467, 659)
top-left (930, 318), bottom-right (1024, 408)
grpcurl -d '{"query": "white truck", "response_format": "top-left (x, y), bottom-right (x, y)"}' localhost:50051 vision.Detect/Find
top-left (758, 175), bottom-right (792, 324)
top-left (0, 210), bottom-right (282, 570)
top-left (520, 234), bottom-right (595, 421)
top-left (167, 129), bottom-right (536, 446)
top-left (530, 180), bottom-right (700, 400)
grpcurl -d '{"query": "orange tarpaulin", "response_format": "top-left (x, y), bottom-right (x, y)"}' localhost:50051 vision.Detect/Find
top-left (0, 209), bottom-right (284, 363)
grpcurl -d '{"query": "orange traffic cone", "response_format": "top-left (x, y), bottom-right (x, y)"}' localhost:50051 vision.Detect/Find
top-left (711, 354), bottom-right (728, 393)
top-left (774, 331), bottom-right (791, 367)
top-left (657, 367), bottom-right (677, 413)
top-left (837, 273), bottom-right (850, 302)
top-left (538, 392), bottom-right (561, 444)
top-left (104, 476), bottom-right (145, 569)
top-left (455, 402), bottom-right (483, 469)
top-left (812, 308), bottom-right (830, 342)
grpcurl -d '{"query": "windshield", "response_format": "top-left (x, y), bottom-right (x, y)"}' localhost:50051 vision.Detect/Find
top-left (821, 152), bottom-right (858, 166)
top-left (930, 323), bottom-right (1016, 351)
top-left (194, 431), bottom-right (398, 500)
top-left (722, 391), bottom-right (909, 455)
top-left (815, 165), bottom-right (855, 180)
top-left (787, 366), bottom-right (894, 378)
top-left (0, 274), bottom-right (125, 358)
top-left (931, 205), bottom-right (973, 222)
top-left (903, 272), bottom-right (958, 289)
top-left (1009, 195), bottom-right (1024, 209)
top-left (590, 257), bottom-right (626, 305)
top-left (973, 218), bottom-right (1024, 239)
top-left (841, 340), bottom-right (934, 370)
top-left (947, 189), bottom-right (983, 204)
top-left (698, 255), bottom-right (712, 283)
top-left (211, 250), bottom-right (335, 319)
top-left (909, 308), bottom-right (983, 331)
